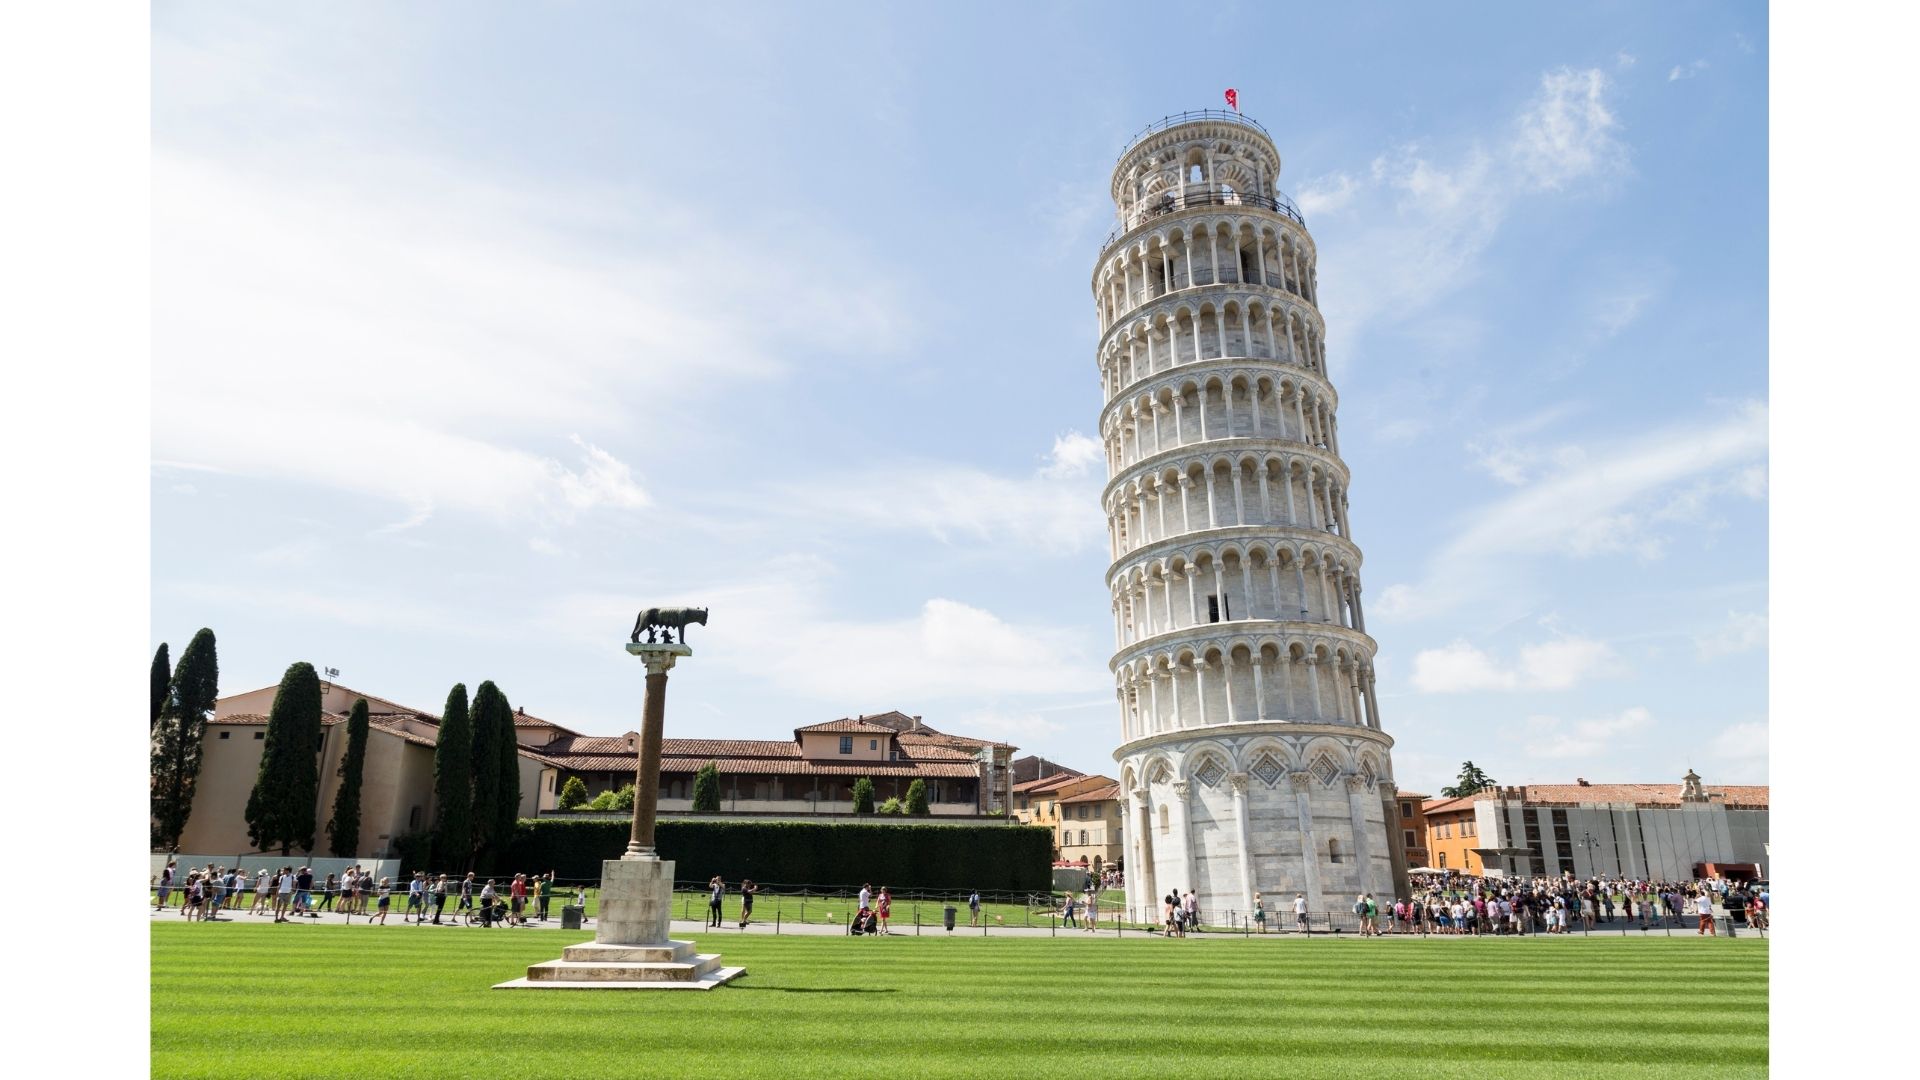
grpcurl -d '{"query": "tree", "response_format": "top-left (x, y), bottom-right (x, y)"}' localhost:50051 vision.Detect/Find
top-left (851, 777), bottom-right (875, 814)
top-left (1440, 760), bottom-right (1498, 798)
top-left (557, 776), bottom-right (588, 810)
top-left (468, 681), bottom-right (520, 870)
top-left (244, 661), bottom-right (322, 856)
top-left (150, 628), bottom-right (218, 850)
top-left (904, 778), bottom-right (930, 816)
top-left (691, 760), bottom-right (721, 812)
top-left (433, 684), bottom-right (472, 871)
top-left (149, 642), bottom-right (170, 732)
top-left (325, 698), bottom-right (370, 857)
top-left (877, 797), bottom-right (903, 815)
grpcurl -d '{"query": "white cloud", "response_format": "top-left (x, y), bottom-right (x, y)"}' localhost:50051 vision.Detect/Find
top-left (1709, 720), bottom-right (1769, 762)
top-left (1039, 431), bottom-right (1105, 481)
top-left (1514, 67), bottom-right (1629, 192)
top-left (1411, 635), bottom-right (1621, 693)
top-left (1308, 67), bottom-right (1627, 350)
top-left (1695, 611), bottom-right (1768, 659)
top-left (1525, 706), bottom-right (1652, 758)
top-left (1669, 60), bottom-right (1710, 81)
top-left (1617, 51), bottom-right (1638, 68)
top-left (152, 145), bottom-right (901, 526)
top-left (1380, 401), bottom-right (1768, 620)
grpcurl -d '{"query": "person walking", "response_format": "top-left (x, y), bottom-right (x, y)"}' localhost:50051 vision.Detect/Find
top-left (155, 860), bottom-right (176, 910)
top-left (877, 886), bottom-right (893, 935)
top-left (457, 872), bottom-right (475, 921)
top-left (432, 874), bottom-right (449, 924)
top-left (967, 890), bottom-right (981, 927)
top-left (1062, 890), bottom-right (1078, 929)
top-left (537, 872), bottom-right (553, 922)
top-left (406, 873), bottom-right (425, 923)
top-left (1253, 892), bottom-right (1267, 934)
top-left (371, 877), bottom-right (392, 925)
top-left (708, 876), bottom-right (725, 929)
top-left (510, 874), bottom-right (529, 926)
top-left (737, 879), bottom-right (757, 929)
top-left (1695, 889), bottom-right (1716, 936)
top-left (1294, 893), bottom-right (1310, 934)
top-left (1083, 884), bottom-right (1099, 932)
top-left (1183, 889), bottom-right (1199, 934)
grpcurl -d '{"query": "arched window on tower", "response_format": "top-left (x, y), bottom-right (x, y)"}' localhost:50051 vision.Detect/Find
top-left (1158, 806), bottom-right (1169, 834)
top-left (1329, 838), bottom-right (1344, 864)
top-left (1189, 164), bottom-right (1204, 184)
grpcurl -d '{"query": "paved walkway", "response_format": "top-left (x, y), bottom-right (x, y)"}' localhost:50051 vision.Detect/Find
top-left (149, 904), bottom-right (1767, 940)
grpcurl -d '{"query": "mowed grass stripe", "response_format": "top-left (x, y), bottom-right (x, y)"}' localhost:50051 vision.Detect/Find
top-left (153, 924), bottom-right (1766, 1079)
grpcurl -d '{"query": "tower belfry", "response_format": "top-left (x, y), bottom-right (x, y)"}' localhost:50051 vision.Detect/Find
top-left (1095, 111), bottom-right (1408, 922)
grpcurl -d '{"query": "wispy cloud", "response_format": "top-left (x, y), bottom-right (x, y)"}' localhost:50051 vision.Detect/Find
top-left (1695, 610), bottom-right (1768, 660)
top-left (1412, 635), bottom-right (1623, 694)
top-left (1307, 67), bottom-right (1629, 353)
top-left (1708, 720), bottom-right (1768, 763)
top-left (1525, 705), bottom-right (1652, 758)
top-left (1668, 59), bottom-right (1710, 81)
top-left (1378, 401), bottom-right (1768, 620)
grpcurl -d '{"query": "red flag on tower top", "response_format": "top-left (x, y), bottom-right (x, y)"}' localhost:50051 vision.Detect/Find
top-left (1224, 88), bottom-right (1239, 111)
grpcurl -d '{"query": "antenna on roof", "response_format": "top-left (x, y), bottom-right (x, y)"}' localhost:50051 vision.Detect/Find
top-left (322, 667), bottom-right (340, 693)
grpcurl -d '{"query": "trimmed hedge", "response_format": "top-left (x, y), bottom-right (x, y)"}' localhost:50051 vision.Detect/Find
top-left (505, 818), bottom-right (1053, 891)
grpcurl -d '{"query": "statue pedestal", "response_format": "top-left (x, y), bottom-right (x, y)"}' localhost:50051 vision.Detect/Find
top-left (493, 858), bottom-right (745, 991)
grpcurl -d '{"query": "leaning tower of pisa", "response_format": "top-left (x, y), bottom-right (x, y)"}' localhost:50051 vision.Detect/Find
top-left (1096, 111), bottom-right (1409, 924)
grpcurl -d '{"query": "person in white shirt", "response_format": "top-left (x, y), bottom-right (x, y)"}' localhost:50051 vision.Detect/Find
top-left (1293, 893), bottom-right (1310, 933)
top-left (858, 883), bottom-right (872, 912)
top-left (1695, 890), bottom-right (1716, 936)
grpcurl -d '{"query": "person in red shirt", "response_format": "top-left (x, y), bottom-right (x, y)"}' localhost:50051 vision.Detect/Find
top-left (877, 887), bottom-right (892, 935)
top-left (510, 874), bottom-right (528, 926)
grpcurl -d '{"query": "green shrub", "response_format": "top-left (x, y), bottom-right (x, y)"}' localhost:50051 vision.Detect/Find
top-left (904, 778), bottom-right (929, 816)
top-left (557, 777), bottom-right (588, 811)
top-left (505, 819), bottom-right (1053, 890)
top-left (851, 777), bottom-right (875, 814)
top-left (877, 797), bottom-right (903, 815)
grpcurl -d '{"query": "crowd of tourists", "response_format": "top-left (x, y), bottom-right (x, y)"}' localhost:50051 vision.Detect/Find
top-left (151, 860), bottom-right (572, 928)
top-left (1353, 875), bottom-right (1768, 937)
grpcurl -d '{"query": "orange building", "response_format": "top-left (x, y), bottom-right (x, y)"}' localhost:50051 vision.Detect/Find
top-left (1393, 790), bottom-right (1430, 870)
top-left (1422, 795), bottom-right (1485, 874)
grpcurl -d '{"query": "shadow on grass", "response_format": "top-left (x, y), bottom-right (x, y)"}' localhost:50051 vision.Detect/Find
top-left (733, 987), bottom-right (900, 994)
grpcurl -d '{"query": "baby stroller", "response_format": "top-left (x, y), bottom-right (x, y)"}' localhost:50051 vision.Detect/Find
top-left (848, 906), bottom-right (880, 936)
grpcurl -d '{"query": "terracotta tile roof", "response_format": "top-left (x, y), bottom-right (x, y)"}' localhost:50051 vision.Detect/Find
top-left (661, 739), bottom-right (802, 759)
top-left (656, 758), bottom-right (980, 779)
top-left (1014, 773), bottom-right (1087, 794)
top-left (1059, 782), bottom-right (1121, 804)
top-left (795, 718), bottom-right (901, 735)
top-left (898, 730), bottom-right (1013, 751)
top-left (1427, 784), bottom-right (1770, 810)
top-left (215, 713), bottom-right (345, 726)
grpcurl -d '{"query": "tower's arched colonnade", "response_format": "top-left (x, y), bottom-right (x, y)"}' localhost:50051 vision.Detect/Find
top-left (1094, 112), bottom-right (1409, 924)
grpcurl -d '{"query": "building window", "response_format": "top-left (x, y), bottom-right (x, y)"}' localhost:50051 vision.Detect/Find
top-left (839, 736), bottom-right (853, 755)
top-left (253, 732), bottom-right (264, 740)
top-left (1328, 839), bottom-right (1343, 864)
top-left (869, 739), bottom-right (878, 750)
top-left (1400, 801), bottom-right (1411, 818)
top-left (1207, 594), bottom-right (1231, 622)
top-left (1080, 830), bottom-right (1089, 846)
top-left (1463, 819), bottom-right (1474, 837)
top-left (408, 806), bottom-right (422, 831)
top-left (1404, 830), bottom-right (1416, 849)
top-left (1063, 828), bottom-right (1072, 845)
top-left (217, 731), bottom-right (230, 740)
top-left (1438, 851), bottom-right (1446, 868)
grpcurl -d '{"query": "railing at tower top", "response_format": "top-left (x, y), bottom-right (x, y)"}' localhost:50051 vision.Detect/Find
top-left (1116, 110), bottom-right (1275, 163)
top-left (1100, 188), bottom-right (1307, 254)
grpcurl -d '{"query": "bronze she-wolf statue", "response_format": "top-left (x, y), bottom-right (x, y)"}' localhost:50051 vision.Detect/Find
top-left (631, 606), bottom-right (709, 645)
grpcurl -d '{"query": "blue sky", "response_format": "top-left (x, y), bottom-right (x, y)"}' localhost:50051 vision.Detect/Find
top-left (150, 1), bottom-right (1768, 795)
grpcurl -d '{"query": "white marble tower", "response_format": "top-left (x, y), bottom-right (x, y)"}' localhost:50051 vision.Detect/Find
top-left (1095, 111), bottom-right (1409, 924)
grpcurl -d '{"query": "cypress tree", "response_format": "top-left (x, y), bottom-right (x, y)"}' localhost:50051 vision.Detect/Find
top-left (851, 777), bottom-right (875, 815)
top-left (244, 661), bottom-right (323, 856)
top-left (905, 778), bottom-right (930, 816)
top-left (433, 684), bottom-right (473, 871)
top-left (468, 681), bottom-right (506, 870)
top-left (149, 642), bottom-right (170, 732)
top-left (691, 761), bottom-right (721, 812)
top-left (325, 698), bottom-right (370, 857)
top-left (492, 687), bottom-right (522, 860)
top-left (150, 628), bottom-right (218, 850)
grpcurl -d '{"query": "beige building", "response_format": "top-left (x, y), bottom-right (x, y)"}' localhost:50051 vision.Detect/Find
top-left (164, 693), bottom-right (1018, 861)
top-left (169, 684), bottom-right (560, 861)
top-left (1056, 780), bottom-right (1125, 873)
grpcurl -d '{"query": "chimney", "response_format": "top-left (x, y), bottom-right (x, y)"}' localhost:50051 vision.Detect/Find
top-left (1576, 778), bottom-right (1590, 786)
top-left (517, 706), bottom-right (525, 716)
top-left (910, 715), bottom-right (922, 731)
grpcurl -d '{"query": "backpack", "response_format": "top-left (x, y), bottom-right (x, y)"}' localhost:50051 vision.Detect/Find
top-left (1353, 900), bottom-right (1366, 915)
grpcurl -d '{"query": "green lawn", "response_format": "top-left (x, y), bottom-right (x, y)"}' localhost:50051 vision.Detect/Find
top-left (151, 922), bottom-right (1765, 1078)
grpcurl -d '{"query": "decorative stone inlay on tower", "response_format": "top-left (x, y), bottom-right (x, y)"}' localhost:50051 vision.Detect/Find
top-left (1099, 111), bottom-right (1410, 925)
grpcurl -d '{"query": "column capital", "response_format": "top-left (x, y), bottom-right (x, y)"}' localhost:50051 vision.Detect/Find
top-left (1228, 773), bottom-right (1250, 794)
top-left (1345, 775), bottom-right (1369, 794)
top-left (1170, 780), bottom-right (1191, 799)
top-left (1287, 771), bottom-right (1316, 792)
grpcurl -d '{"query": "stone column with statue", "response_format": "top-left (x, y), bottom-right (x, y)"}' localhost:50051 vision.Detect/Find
top-left (496, 606), bottom-right (744, 991)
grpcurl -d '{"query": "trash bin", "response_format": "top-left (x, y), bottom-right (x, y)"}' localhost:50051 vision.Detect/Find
top-left (943, 905), bottom-right (957, 932)
top-left (561, 905), bottom-right (584, 931)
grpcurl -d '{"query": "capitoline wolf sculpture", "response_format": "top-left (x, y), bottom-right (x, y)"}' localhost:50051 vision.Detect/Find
top-left (630, 606), bottom-right (709, 645)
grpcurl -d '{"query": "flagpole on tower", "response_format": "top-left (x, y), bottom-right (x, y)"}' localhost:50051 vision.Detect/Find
top-left (1225, 88), bottom-right (1239, 112)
